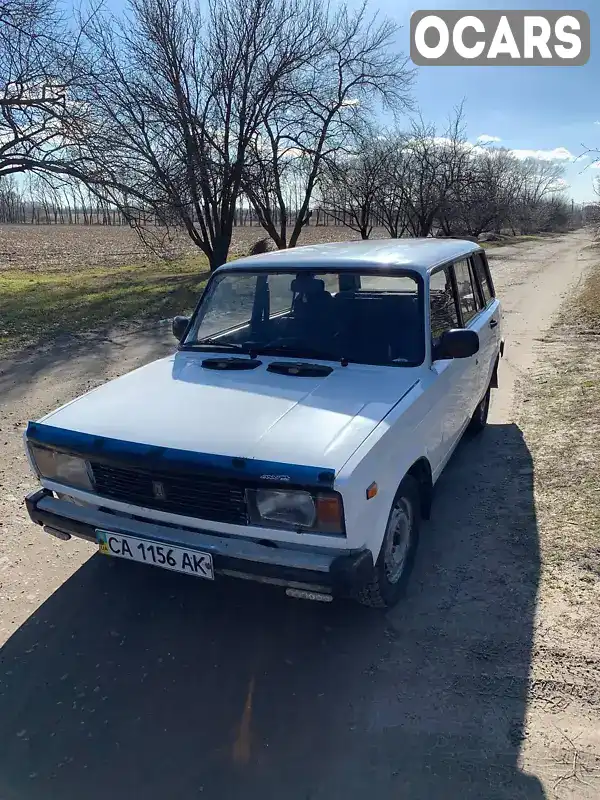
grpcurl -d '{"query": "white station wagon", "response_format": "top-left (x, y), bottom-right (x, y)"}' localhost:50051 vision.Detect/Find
top-left (24, 239), bottom-right (502, 607)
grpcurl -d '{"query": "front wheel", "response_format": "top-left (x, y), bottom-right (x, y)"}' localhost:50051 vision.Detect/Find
top-left (357, 476), bottom-right (420, 609)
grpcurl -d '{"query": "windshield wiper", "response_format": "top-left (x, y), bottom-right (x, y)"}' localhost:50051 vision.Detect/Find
top-left (251, 343), bottom-right (345, 363)
top-left (182, 338), bottom-right (247, 351)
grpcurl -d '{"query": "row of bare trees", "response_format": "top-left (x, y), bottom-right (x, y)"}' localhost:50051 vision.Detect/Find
top-left (0, 173), bottom-right (362, 226)
top-left (318, 118), bottom-right (572, 240)
top-left (0, 175), bottom-right (127, 224)
top-left (0, 0), bottom-right (577, 269)
top-left (0, 174), bottom-right (360, 227)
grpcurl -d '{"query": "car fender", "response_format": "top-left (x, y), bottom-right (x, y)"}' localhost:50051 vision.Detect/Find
top-left (335, 383), bottom-right (428, 556)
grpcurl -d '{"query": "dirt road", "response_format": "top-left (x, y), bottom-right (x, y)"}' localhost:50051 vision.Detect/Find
top-left (0, 230), bottom-right (597, 799)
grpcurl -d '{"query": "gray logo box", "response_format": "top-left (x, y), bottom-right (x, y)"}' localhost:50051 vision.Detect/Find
top-left (410, 10), bottom-right (590, 66)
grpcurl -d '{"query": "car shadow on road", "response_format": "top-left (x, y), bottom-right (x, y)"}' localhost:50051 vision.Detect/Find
top-left (0, 422), bottom-right (544, 800)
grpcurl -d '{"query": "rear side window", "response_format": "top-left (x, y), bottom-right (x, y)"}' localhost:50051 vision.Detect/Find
top-left (453, 258), bottom-right (480, 324)
top-left (359, 275), bottom-right (419, 294)
top-left (471, 252), bottom-right (494, 306)
top-left (430, 268), bottom-right (458, 340)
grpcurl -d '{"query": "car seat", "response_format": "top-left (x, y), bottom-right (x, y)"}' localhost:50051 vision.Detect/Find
top-left (289, 277), bottom-right (336, 348)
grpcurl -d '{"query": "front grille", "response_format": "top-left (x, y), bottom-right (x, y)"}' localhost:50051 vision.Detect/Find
top-left (90, 462), bottom-right (247, 525)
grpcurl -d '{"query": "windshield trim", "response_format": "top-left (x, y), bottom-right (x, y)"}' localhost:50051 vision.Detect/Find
top-left (180, 266), bottom-right (425, 368)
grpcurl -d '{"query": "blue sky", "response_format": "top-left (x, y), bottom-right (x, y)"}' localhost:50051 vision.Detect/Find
top-left (102, 0), bottom-right (599, 201)
top-left (368, 0), bottom-right (600, 201)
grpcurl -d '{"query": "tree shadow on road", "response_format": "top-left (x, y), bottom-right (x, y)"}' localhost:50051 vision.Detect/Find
top-left (0, 325), bottom-right (174, 410)
top-left (0, 422), bottom-right (544, 800)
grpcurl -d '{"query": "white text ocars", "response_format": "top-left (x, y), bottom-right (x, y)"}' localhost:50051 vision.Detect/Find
top-left (24, 239), bottom-right (502, 607)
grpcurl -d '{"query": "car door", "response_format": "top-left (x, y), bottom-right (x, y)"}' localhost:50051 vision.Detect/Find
top-left (452, 256), bottom-right (486, 417)
top-left (471, 250), bottom-right (501, 394)
top-left (425, 264), bottom-right (469, 475)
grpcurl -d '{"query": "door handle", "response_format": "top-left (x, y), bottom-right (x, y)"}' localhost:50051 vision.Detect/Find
top-left (489, 319), bottom-right (498, 328)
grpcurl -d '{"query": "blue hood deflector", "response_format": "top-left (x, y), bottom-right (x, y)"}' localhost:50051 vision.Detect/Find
top-left (26, 422), bottom-right (336, 488)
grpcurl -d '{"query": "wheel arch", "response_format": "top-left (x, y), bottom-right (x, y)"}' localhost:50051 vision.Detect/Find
top-left (490, 353), bottom-right (500, 388)
top-left (406, 457), bottom-right (433, 520)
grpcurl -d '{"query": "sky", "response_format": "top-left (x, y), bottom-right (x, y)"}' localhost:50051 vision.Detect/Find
top-left (368, 0), bottom-right (600, 202)
top-left (101, 0), bottom-right (600, 202)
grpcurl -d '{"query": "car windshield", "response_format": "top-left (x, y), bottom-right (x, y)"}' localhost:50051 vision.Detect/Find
top-left (183, 270), bottom-right (424, 367)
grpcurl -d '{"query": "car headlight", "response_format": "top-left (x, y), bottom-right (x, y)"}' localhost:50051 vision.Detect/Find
top-left (246, 488), bottom-right (345, 534)
top-left (28, 444), bottom-right (94, 491)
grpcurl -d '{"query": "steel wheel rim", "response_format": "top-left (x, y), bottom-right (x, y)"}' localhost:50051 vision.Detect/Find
top-left (383, 497), bottom-right (413, 584)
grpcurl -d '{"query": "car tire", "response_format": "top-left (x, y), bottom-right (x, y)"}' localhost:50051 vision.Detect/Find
top-left (357, 475), bottom-right (420, 609)
top-left (468, 386), bottom-right (491, 435)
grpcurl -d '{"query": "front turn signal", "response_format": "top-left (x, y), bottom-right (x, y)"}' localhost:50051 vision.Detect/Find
top-left (315, 494), bottom-right (345, 534)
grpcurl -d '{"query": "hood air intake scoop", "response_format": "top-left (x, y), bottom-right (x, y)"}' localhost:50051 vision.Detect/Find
top-left (202, 357), bottom-right (262, 370)
top-left (267, 361), bottom-right (333, 377)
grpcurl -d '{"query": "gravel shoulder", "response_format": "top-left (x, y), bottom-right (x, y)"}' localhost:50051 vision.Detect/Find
top-left (0, 229), bottom-right (599, 799)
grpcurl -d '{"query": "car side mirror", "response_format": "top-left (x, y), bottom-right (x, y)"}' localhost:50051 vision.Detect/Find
top-left (172, 315), bottom-right (190, 342)
top-left (434, 328), bottom-right (479, 360)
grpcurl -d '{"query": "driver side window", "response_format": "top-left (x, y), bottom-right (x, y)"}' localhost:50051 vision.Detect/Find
top-left (430, 267), bottom-right (459, 341)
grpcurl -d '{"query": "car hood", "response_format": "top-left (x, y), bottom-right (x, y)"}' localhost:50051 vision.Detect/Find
top-left (40, 352), bottom-right (420, 473)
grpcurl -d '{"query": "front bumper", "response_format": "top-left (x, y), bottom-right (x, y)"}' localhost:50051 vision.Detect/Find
top-left (25, 489), bottom-right (374, 597)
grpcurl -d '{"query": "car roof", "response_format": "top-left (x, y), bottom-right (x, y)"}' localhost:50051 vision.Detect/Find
top-left (220, 238), bottom-right (482, 276)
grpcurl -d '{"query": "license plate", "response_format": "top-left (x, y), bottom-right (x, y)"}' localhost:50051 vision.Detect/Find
top-left (97, 530), bottom-right (214, 580)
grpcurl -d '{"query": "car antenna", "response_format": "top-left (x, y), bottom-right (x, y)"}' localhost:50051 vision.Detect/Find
top-left (340, 357), bottom-right (348, 367)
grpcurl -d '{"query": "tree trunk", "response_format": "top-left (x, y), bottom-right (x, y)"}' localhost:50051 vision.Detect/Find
top-left (209, 234), bottom-right (231, 271)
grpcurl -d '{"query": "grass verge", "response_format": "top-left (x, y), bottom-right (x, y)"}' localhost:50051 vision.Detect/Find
top-left (0, 256), bottom-right (209, 353)
top-left (518, 258), bottom-right (600, 599)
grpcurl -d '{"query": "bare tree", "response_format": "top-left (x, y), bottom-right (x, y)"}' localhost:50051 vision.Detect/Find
top-left (586, 192), bottom-right (600, 234)
top-left (242, 1), bottom-right (414, 248)
top-left (318, 133), bottom-right (389, 239)
top-left (0, 173), bottom-right (24, 220)
top-left (374, 133), bottom-right (412, 238)
top-left (3, 0), bottom-right (572, 245)
top-left (0, 0), bottom-right (91, 179)
top-left (509, 158), bottom-right (565, 233)
top-left (74, 0), bottom-right (326, 269)
top-left (399, 108), bottom-right (474, 238)
top-left (436, 147), bottom-right (513, 237)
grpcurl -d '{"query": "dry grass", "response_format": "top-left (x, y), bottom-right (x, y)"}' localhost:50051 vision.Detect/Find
top-left (570, 247), bottom-right (600, 331)
top-left (513, 256), bottom-right (600, 740)
top-left (518, 258), bottom-right (600, 598)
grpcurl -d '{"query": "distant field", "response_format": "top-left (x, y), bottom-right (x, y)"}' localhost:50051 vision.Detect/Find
top-left (0, 223), bottom-right (393, 272)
